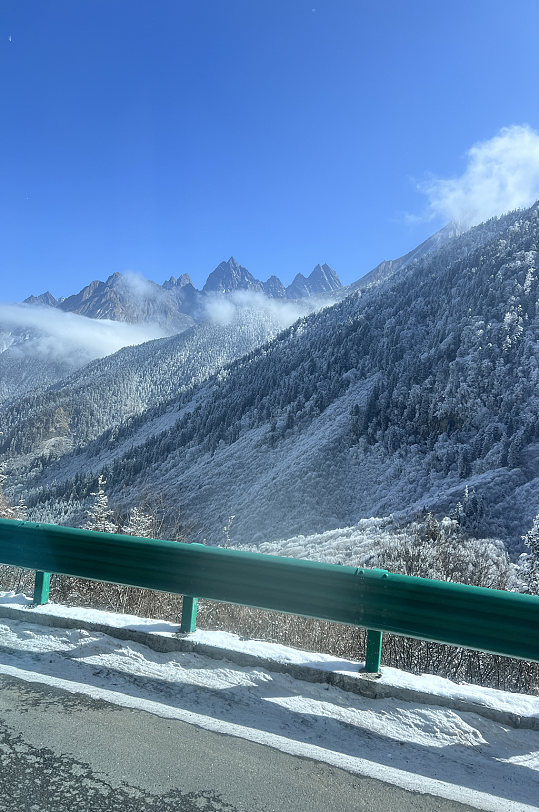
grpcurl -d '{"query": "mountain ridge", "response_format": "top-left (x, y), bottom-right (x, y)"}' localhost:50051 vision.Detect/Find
top-left (24, 258), bottom-right (344, 327)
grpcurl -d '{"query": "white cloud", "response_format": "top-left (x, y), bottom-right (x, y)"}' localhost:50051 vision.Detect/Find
top-left (416, 124), bottom-right (539, 229)
top-left (202, 290), bottom-right (325, 329)
top-left (118, 271), bottom-right (158, 302)
top-left (0, 288), bottom-right (337, 372)
top-left (0, 304), bottom-right (168, 365)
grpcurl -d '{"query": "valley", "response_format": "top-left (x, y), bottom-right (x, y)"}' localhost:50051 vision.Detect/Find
top-left (1, 206), bottom-right (537, 554)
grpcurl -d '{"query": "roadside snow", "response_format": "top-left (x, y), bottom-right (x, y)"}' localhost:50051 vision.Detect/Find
top-left (0, 593), bottom-right (537, 811)
top-left (2, 591), bottom-right (537, 723)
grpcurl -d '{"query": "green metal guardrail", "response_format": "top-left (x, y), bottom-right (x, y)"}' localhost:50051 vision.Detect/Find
top-left (1, 517), bottom-right (538, 672)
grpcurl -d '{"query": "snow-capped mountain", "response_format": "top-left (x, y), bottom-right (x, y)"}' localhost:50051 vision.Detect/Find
top-left (53, 272), bottom-right (195, 333)
top-left (263, 276), bottom-right (286, 298)
top-left (286, 264), bottom-right (342, 298)
top-left (0, 258), bottom-right (342, 406)
top-left (4, 204), bottom-right (538, 551)
top-left (202, 257), bottom-right (343, 300)
top-left (24, 257), bottom-right (343, 328)
top-left (202, 257), bottom-right (264, 295)
top-left (0, 295), bottom-right (317, 457)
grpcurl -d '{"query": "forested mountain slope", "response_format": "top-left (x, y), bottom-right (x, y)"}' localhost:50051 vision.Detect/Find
top-left (1, 259), bottom-right (341, 407)
top-left (0, 339), bottom-right (81, 406)
top-left (6, 205), bottom-right (539, 550)
top-left (346, 222), bottom-right (460, 293)
top-left (0, 299), bottom-right (314, 459)
top-left (1, 228), bottom-right (450, 409)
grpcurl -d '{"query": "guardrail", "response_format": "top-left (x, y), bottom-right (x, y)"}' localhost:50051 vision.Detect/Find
top-left (1, 517), bottom-right (538, 672)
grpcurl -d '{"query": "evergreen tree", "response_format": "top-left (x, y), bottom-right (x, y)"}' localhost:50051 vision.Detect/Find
top-left (522, 513), bottom-right (539, 594)
top-left (0, 466), bottom-right (25, 520)
top-left (454, 487), bottom-right (485, 535)
top-left (84, 475), bottom-right (117, 533)
top-left (122, 506), bottom-right (154, 538)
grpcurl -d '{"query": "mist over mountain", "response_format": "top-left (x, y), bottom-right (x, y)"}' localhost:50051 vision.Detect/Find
top-left (0, 292), bottom-right (316, 458)
top-left (55, 272), bottom-right (194, 334)
top-left (0, 306), bottom-right (171, 406)
top-left (3, 204), bottom-right (537, 553)
top-left (0, 258), bottom-right (342, 406)
top-left (25, 257), bottom-right (343, 326)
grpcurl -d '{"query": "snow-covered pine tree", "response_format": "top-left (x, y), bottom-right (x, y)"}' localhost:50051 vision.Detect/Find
top-left (453, 487), bottom-right (485, 535)
top-left (122, 506), bottom-right (154, 538)
top-left (0, 468), bottom-right (29, 592)
top-left (84, 475), bottom-right (117, 533)
top-left (0, 480), bottom-right (13, 520)
top-left (521, 514), bottom-right (539, 594)
top-left (0, 466), bottom-right (26, 520)
top-left (11, 497), bottom-right (27, 521)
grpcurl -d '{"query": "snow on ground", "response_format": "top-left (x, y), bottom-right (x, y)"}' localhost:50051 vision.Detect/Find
top-left (0, 592), bottom-right (538, 812)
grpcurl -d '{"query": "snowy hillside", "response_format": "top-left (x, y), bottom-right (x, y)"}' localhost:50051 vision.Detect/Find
top-left (8, 205), bottom-right (537, 550)
top-left (1, 258), bottom-right (342, 407)
top-left (0, 306), bottom-right (179, 406)
top-left (0, 295), bottom-right (317, 458)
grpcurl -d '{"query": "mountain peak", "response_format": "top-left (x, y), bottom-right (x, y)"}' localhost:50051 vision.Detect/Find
top-left (24, 291), bottom-right (58, 307)
top-left (162, 273), bottom-right (193, 291)
top-left (308, 264), bottom-right (342, 292)
top-left (263, 275), bottom-right (286, 298)
top-left (285, 273), bottom-right (310, 299)
top-left (203, 258), bottom-right (263, 295)
top-left (106, 272), bottom-right (124, 286)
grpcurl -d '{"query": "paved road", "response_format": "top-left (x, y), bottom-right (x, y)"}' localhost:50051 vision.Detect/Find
top-left (0, 674), bottom-right (477, 812)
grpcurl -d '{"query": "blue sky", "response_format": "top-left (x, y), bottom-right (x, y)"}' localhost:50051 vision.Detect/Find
top-left (3, 0), bottom-right (539, 301)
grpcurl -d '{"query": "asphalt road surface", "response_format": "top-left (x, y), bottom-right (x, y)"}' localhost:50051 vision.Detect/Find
top-left (0, 674), bottom-right (478, 812)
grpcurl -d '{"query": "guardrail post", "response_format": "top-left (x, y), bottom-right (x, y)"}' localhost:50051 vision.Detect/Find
top-left (364, 629), bottom-right (383, 673)
top-left (33, 571), bottom-right (50, 605)
top-left (180, 595), bottom-right (198, 633)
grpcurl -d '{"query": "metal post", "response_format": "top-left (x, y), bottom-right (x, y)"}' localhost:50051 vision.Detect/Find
top-left (33, 571), bottom-right (50, 605)
top-left (364, 628), bottom-right (383, 673)
top-left (180, 595), bottom-right (198, 633)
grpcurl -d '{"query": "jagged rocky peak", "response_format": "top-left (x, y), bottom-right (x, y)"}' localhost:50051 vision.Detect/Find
top-left (308, 263), bottom-right (342, 292)
top-left (285, 265), bottom-right (342, 299)
top-left (106, 271), bottom-right (124, 285)
top-left (19, 257), bottom-right (342, 339)
top-left (177, 273), bottom-right (193, 288)
top-left (24, 291), bottom-right (58, 307)
top-left (263, 275), bottom-right (286, 298)
top-left (285, 273), bottom-right (310, 299)
top-left (162, 273), bottom-right (193, 291)
top-left (53, 271), bottom-right (194, 333)
top-left (203, 257), bottom-right (263, 294)
top-left (58, 278), bottom-right (105, 311)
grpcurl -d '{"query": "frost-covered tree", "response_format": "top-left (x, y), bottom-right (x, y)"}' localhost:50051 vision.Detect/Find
top-left (84, 475), bottom-right (117, 533)
top-left (0, 468), bottom-right (29, 593)
top-left (0, 476), bottom-right (13, 520)
top-left (521, 513), bottom-right (539, 594)
top-left (11, 497), bottom-right (27, 521)
top-left (122, 506), bottom-right (154, 538)
top-left (371, 513), bottom-right (514, 590)
top-left (0, 466), bottom-right (26, 520)
top-left (454, 487), bottom-right (485, 535)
